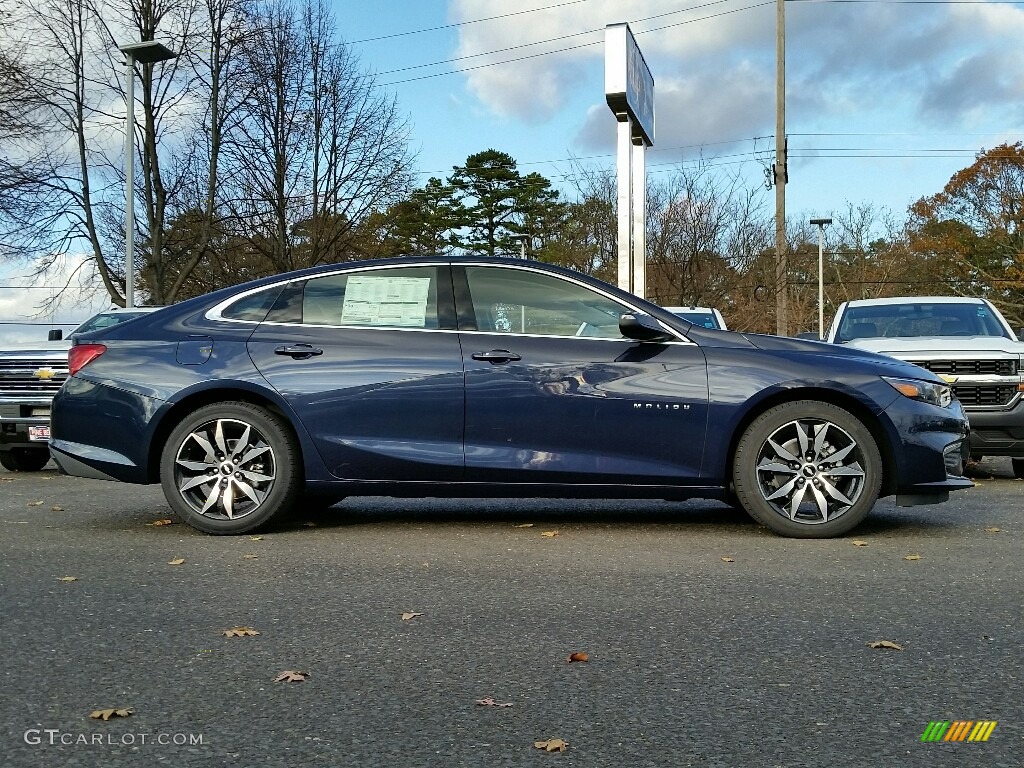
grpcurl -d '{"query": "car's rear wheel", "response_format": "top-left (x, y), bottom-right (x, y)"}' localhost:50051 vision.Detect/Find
top-left (1012, 459), bottom-right (1024, 479)
top-left (732, 400), bottom-right (882, 538)
top-left (160, 402), bottom-right (301, 534)
top-left (0, 447), bottom-right (51, 472)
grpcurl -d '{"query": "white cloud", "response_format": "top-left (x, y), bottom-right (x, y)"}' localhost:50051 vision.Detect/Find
top-left (0, 257), bottom-right (114, 345)
top-left (450, 0), bottom-right (1024, 155)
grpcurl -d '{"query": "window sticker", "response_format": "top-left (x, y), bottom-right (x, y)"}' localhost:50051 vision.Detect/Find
top-left (341, 276), bottom-right (431, 327)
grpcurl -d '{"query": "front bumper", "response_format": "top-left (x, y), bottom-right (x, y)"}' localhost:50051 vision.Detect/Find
top-left (964, 401), bottom-right (1024, 459)
top-left (883, 396), bottom-right (973, 504)
top-left (0, 418), bottom-right (52, 451)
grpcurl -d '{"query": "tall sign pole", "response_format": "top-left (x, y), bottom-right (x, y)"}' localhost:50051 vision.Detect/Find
top-left (605, 23), bottom-right (654, 300)
top-left (774, 0), bottom-right (788, 336)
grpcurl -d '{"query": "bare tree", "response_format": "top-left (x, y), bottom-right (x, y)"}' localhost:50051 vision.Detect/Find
top-left (223, 0), bottom-right (413, 274)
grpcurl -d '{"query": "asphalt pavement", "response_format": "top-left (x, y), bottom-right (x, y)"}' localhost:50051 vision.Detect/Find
top-left (1, 459), bottom-right (1021, 767)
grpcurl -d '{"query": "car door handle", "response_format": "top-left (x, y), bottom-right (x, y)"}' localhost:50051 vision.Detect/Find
top-left (274, 344), bottom-right (324, 359)
top-left (471, 349), bottom-right (521, 364)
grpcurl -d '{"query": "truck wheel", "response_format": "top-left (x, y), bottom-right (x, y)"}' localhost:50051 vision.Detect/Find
top-left (0, 448), bottom-right (51, 472)
top-left (160, 402), bottom-right (301, 534)
top-left (732, 400), bottom-right (882, 538)
top-left (1013, 459), bottom-right (1024, 479)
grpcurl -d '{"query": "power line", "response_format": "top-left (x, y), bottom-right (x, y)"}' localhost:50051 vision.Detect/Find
top-left (347, 0), bottom-right (594, 44)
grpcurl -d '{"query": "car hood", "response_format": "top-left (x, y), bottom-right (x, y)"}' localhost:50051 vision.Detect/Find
top-left (844, 336), bottom-right (1024, 357)
top-left (0, 340), bottom-right (71, 355)
top-left (738, 332), bottom-right (946, 380)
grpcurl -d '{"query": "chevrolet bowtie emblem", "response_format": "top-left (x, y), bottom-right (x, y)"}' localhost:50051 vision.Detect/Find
top-left (938, 374), bottom-right (959, 384)
top-left (33, 367), bottom-right (56, 380)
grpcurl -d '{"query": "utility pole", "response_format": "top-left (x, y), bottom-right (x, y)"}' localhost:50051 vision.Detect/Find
top-left (774, 0), bottom-right (788, 336)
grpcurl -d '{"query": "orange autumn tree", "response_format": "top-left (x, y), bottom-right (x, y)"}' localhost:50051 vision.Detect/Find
top-left (905, 142), bottom-right (1024, 325)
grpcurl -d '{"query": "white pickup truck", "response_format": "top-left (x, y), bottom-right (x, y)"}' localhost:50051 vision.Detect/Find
top-left (825, 296), bottom-right (1024, 478)
top-left (0, 307), bottom-right (161, 471)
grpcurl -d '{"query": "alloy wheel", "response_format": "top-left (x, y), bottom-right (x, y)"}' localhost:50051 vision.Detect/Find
top-left (753, 418), bottom-right (866, 524)
top-left (172, 417), bottom-right (276, 520)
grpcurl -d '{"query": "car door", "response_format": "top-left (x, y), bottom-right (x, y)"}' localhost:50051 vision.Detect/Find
top-left (247, 264), bottom-right (465, 481)
top-left (456, 264), bottom-right (710, 485)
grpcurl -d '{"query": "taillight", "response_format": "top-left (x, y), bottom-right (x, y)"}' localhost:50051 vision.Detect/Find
top-left (69, 344), bottom-right (106, 376)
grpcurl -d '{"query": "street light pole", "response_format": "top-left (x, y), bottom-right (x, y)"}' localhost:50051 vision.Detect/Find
top-left (810, 217), bottom-right (832, 339)
top-left (117, 40), bottom-right (177, 308)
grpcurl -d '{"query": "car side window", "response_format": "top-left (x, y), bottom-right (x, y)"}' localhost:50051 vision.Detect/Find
top-left (464, 266), bottom-right (627, 338)
top-left (301, 267), bottom-right (439, 329)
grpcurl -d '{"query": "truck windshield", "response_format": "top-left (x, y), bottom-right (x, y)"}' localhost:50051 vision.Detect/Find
top-left (836, 303), bottom-right (1011, 342)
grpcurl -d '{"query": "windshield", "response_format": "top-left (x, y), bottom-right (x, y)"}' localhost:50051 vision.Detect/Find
top-left (836, 302), bottom-right (1011, 342)
top-left (671, 311), bottom-right (722, 329)
top-left (72, 311), bottom-right (151, 336)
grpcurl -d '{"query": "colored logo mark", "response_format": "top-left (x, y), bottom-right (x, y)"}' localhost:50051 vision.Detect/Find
top-left (920, 721), bottom-right (997, 742)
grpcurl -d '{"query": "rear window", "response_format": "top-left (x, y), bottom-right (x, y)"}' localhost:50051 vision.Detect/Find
top-left (836, 303), bottom-right (1010, 342)
top-left (221, 286), bottom-right (284, 322)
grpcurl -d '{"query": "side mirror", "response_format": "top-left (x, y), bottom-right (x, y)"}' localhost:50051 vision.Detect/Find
top-left (1017, 327), bottom-right (1024, 342)
top-left (48, 329), bottom-right (63, 341)
top-left (619, 313), bottom-right (673, 343)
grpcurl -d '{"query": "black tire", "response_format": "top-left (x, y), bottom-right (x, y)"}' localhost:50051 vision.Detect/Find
top-left (732, 400), bottom-right (882, 538)
top-left (0, 448), bottom-right (51, 472)
top-left (159, 402), bottom-right (301, 534)
top-left (1013, 459), bottom-right (1024, 480)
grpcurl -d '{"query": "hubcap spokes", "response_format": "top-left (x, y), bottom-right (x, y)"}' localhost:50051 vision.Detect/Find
top-left (755, 419), bottom-right (865, 524)
top-left (174, 418), bottom-right (275, 520)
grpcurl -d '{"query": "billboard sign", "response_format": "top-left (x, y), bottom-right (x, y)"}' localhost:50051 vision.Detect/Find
top-left (604, 23), bottom-right (655, 146)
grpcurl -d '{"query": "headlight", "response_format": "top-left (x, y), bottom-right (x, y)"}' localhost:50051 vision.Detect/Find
top-left (882, 376), bottom-right (953, 408)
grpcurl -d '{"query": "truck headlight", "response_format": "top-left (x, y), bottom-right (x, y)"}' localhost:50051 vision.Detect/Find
top-left (882, 376), bottom-right (953, 408)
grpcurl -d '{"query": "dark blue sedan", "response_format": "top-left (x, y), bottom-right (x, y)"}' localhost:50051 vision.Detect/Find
top-left (49, 257), bottom-right (973, 537)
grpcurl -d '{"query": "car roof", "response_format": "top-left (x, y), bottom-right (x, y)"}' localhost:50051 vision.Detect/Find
top-left (844, 296), bottom-right (987, 307)
top-left (662, 306), bottom-right (719, 313)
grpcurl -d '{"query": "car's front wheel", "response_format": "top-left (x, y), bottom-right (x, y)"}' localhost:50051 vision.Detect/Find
top-left (732, 400), bottom-right (882, 538)
top-left (0, 447), bottom-right (51, 472)
top-left (160, 402), bottom-right (301, 534)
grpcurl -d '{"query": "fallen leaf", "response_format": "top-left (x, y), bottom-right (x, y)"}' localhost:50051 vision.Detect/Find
top-left (51, 506), bottom-right (64, 512)
top-left (533, 739), bottom-right (568, 753)
top-left (303, 522), bottom-right (317, 527)
top-left (567, 652), bottom-right (589, 663)
top-left (27, 500), bottom-right (44, 507)
top-left (168, 557), bottom-right (186, 566)
top-left (243, 554), bottom-right (259, 559)
top-left (851, 540), bottom-right (868, 547)
top-left (475, 697), bottom-right (513, 707)
top-left (0, 477), bottom-right (13, 482)
top-left (904, 554), bottom-right (921, 561)
top-left (57, 576), bottom-right (77, 582)
top-left (147, 519), bottom-right (174, 526)
top-left (221, 626), bottom-right (260, 637)
top-left (249, 536), bottom-right (263, 541)
top-left (721, 556), bottom-right (735, 563)
top-left (540, 530), bottom-right (559, 537)
top-left (273, 670), bottom-right (308, 683)
top-left (514, 523), bottom-right (534, 528)
top-left (867, 640), bottom-right (904, 650)
top-left (401, 612), bottom-right (424, 621)
top-left (90, 708), bottom-right (132, 720)
top-left (984, 527), bottom-right (1001, 533)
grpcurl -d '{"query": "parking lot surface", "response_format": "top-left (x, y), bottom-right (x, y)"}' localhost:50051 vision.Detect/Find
top-left (1, 460), bottom-right (1021, 767)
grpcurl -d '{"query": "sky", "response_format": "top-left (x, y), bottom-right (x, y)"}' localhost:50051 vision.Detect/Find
top-left (3, 0), bottom-right (1023, 342)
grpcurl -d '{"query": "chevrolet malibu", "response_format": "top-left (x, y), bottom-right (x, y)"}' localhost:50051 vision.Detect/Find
top-left (49, 257), bottom-right (973, 537)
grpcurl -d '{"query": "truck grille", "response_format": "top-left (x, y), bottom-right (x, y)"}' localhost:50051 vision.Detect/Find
top-left (0, 359), bottom-right (69, 398)
top-left (952, 384), bottom-right (1019, 407)
top-left (918, 359), bottom-right (1017, 376)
